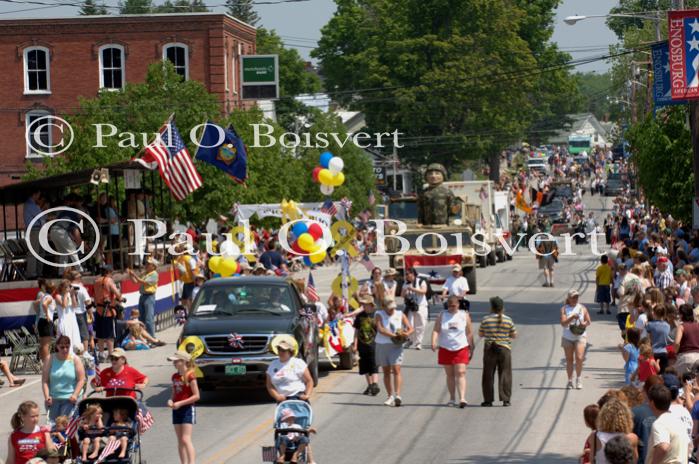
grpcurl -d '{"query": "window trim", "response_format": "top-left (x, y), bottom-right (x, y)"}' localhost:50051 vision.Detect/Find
top-left (25, 109), bottom-right (53, 159)
top-left (98, 44), bottom-right (125, 91)
top-left (162, 42), bottom-right (189, 81)
top-left (23, 46), bottom-right (51, 95)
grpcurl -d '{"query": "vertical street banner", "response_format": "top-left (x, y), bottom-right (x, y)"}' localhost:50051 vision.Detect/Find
top-left (652, 41), bottom-right (685, 108)
top-left (669, 10), bottom-right (699, 100)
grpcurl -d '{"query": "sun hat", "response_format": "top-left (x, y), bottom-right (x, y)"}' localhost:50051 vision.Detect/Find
top-left (280, 408), bottom-right (295, 422)
top-left (270, 334), bottom-right (299, 356)
top-left (385, 299), bottom-right (397, 310)
top-left (167, 350), bottom-right (192, 362)
top-left (384, 268), bottom-right (398, 276)
top-left (358, 294), bottom-right (375, 305)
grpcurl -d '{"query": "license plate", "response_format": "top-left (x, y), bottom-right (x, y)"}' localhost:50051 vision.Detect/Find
top-left (225, 365), bottom-right (247, 376)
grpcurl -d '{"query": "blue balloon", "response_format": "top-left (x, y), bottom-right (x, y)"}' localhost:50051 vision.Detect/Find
top-left (319, 152), bottom-right (333, 169)
top-left (303, 256), bottom-right (312, 266)
top-left (292, 222), bottom-right (309, 237)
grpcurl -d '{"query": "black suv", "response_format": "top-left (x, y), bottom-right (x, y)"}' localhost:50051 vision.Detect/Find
top-left (179, 277), bottom-right (320, 390)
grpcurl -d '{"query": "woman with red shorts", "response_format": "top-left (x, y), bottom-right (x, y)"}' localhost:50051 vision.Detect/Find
top-left (431, 295), bottom-right (474, 408)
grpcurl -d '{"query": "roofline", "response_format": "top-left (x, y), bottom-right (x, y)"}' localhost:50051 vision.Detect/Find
top-left (0, 12), bottom-right (256, 31)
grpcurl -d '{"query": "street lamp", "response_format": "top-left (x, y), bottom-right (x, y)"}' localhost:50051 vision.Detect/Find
top-left (564, 12), bottom-right (663, 40)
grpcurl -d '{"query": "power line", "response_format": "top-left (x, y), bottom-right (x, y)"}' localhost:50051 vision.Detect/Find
top-left (0, 0), bottom-right (310, 11)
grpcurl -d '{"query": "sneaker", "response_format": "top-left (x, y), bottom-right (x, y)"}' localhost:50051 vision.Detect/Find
top-left (459, 401), bottom-right (467, 408)
top-left (447, 400), bottom-right (456, 407)
top-left (503, 401), bottom-right (511, 407)
top-left (597, 310), bottom-right (604, 315)
top-left (383, 396), bottom-right (395, 407)
top-left (567, 380), bottom-right (574, 389)
top-left (370, 383), bottom-right (381, 396)
top-left (542, 283), bottom-right (549, 287)
top-left (480, 401), bottom-right (493, 407)
top-left (575, 378), bottom-right (583, 390)
top-left (362, 386), bottom-right (372, 395)
top-left (415, 344), bottom-right (422, 350)
top-left (394, 396), bottom-right (402, 407)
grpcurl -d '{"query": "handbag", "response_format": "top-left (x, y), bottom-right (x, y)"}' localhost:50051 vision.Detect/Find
top-left (570, 323), bottom-right (586, 336)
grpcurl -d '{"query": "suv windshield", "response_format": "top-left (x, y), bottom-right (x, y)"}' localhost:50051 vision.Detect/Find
top-left (191, 284), bottom-right (295, 317)
top-left (388, 201), bottom-right (418, 220)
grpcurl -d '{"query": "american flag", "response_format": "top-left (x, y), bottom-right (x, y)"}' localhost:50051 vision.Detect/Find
top-left (136, 402), bottom-right (154, 434)
top-left (320, 200), bottom-right (337, 217)
top-left (93, 363), bottom-right (102, 386)
top-left (65, 409), bottom-right (81, 439)
top-left (360, 254), bottom-right (375, 273)
top-left (306, 272), bottom-right (319, 302)
top-left (96, 435), bottom-right (122, 463)
top-left (368, 189), bottom-right (376, 206)
top-left (227, 333), bottom-right (244, 349)
top-left (136, 120), bottom-right (202, 201)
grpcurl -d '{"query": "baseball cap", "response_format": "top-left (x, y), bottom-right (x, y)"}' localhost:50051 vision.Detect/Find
top-left (110, 348), bottom-right (127, 360)
top-left (567, 289), bottom-right (580, 299)
top-left (658, 257), bottom-right (669, 264)
top-left (452, 265), bottom-right (461, 272)
top-left (663, 373), bottom-right (681, 399)
top-left (167, 350), bottom-right (192, 362)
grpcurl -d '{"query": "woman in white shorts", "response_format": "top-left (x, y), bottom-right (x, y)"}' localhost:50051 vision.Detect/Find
top-left (560, 289), bottom-right (591, 390)
top-left (375, 300), bottom-right (413, 407)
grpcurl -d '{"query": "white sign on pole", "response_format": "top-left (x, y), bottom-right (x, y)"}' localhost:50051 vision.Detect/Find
top-left (694, 198), bottom-right (699, 230)
top-left (124, 170), bottom-right (142, 189)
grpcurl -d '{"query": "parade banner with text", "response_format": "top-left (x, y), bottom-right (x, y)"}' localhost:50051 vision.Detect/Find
top-left (669, 10), bottom-right (699, 100)
top-left (652, 41), bottom-right (685, 108)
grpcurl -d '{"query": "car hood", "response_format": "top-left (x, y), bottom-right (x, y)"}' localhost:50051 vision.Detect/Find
top-left (182, 314), bottom-right (295, 336)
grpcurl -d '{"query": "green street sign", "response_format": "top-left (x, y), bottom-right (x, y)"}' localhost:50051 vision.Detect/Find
top-left (241, 55), bottom-right (279, 99)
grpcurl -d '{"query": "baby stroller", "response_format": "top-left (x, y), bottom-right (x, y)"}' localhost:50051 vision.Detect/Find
top-left (262, 400), bottom-right (313, 463)
top-left (74, 389), bottom-right (144, 464)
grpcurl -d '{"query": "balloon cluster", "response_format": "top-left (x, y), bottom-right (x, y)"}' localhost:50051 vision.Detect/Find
top-left (312, 152), bottom-right (345, 195)
top-left (291, 221), bottom-right (327, 266)
top-left (207, 256), bottom-right (239, 277)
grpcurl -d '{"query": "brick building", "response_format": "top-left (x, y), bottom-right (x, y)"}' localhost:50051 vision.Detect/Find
top-left (0, 13), bottom-right (256, 185)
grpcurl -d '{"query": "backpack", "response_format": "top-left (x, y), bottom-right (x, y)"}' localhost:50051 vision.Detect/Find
top-left (419, 277), bottom-right (434, 300)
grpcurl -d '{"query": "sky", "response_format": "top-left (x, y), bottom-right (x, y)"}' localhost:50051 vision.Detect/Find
top-left (0, 0), bottom-right (618, 73)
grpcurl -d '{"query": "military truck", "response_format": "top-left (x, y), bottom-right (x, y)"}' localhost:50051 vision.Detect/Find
top-left (382, 195), bottom-right (478, 294)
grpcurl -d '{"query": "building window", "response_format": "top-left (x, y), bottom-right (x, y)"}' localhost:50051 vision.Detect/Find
top-left (25, 110), bottom-right (52, 158)
top-left (231, 47), bottom-right (237, 94)
top-left (23, 47), bottom-right (50, 94)
top-left (163, 43), bottom-right (188, 80)
top-left (99, 45), bottom-right (125, 90)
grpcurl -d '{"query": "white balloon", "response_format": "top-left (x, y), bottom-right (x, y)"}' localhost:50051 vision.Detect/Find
top-left (328, 157), bottom-right (344, 173)
top-left (320, 184), bottom-right (334, 195)
top-left (219, 240), bottom-right (240, 258)
top-left (314, 238), bottom-right (327, 250)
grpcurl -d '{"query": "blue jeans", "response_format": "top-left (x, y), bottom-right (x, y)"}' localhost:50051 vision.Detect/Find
top-left (48, 399), bottom-right (76, 425)
top-left (139, 293), bottom-right (156, 337)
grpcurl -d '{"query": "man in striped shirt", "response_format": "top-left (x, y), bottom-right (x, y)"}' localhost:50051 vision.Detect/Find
top-left (479, 297), bottom-right (517, 407)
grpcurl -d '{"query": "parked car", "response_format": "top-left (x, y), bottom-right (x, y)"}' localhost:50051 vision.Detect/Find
top-left (538, 198), bottom-right (567, 224)
top-left (178, 277), bottom-right (320, 391)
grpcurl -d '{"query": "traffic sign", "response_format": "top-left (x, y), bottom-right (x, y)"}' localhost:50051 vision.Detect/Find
top-left (241, 55), bottom-right (279, 100)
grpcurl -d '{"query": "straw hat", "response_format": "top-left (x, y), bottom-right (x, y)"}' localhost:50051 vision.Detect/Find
top-left (358, 294), bottom-right (375, 305)
top-left (384, 268), bottom-right (398, 277)
top-left (270, 334), bottom-right (299, 356)
top-left (167, 350), bottom-right (192, 362)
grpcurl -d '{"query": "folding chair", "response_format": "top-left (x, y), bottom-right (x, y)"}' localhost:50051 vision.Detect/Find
top-left (5, 329), bottom-right (41, 374)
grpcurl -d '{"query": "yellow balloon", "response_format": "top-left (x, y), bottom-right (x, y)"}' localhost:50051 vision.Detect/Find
top-left (218, 258), bottom-right (238, 276)
top-left (330, 172), bottom-right (345, 187)
top-left (310, 249), bottom-right (326, 264)
top-left (297, 233), bottom-right (316, 252)
top-left (318, 169), bottom-right (334, 186)
top-left (208, 256), bottom-right (222, 274)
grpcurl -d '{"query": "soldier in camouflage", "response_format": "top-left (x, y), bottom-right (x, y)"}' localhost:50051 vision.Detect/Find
top-left (418, 163), bottom-right (461, 225)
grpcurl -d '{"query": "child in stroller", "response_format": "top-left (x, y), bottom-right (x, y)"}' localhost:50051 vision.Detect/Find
top-left (80, 404), bottom-right (105, 461)
top-left (107, 408), bottom-right (133, 459)
top-left (272, 400), bottom-right (316, 464)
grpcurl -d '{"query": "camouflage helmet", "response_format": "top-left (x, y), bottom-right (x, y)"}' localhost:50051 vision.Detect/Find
top-left (425, 163), bottom-right (447, 178)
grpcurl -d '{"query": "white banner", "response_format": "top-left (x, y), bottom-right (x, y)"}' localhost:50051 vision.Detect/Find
top-left (234, 203), bottom-right (333, 226)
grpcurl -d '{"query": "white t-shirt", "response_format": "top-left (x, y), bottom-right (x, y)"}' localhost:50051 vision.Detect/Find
top-left (266, 357), bottom-right (308, 398)
top-left (438, 310), bottom-right (468, 351)
top-left (375, 310), bottom-right (404, 345)
top-left (405, 279), bottom-right (428, 308)
top-left (669, 403), bottom-right (693, 446)
top-left (442, 276), bottom-right (469, 297)
top-left (645, 411), bottom-right (689, 464)
top-left (635, 313), bottom-right (648, 339)
top-left (73, 284), bottom-right (91, 315)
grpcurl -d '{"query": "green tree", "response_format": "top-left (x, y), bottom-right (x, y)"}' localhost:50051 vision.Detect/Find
top-left (152, 0), bottom-right (208, 13)
top-left (256, 28), bottom-right (322, 130)
top-left (575, 71), bottom-right (622, 121)
top-left (626, 107), bottom-right (694, 222)
top-left (119, 0), bottom-right (152, 14)
top-left (226, 0), bottom-right (260, 26)
top-left (313, 0), bottom-right (576, 182)
top-left (80, 0), bottom-right (108, 15)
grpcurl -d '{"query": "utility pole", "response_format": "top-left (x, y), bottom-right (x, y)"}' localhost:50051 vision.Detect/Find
top-left (392, 145), bottom-right (398, 192)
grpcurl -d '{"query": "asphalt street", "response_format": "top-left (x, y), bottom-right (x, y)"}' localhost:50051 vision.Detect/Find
top-left (0, 191), bottom-right (626, 463)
